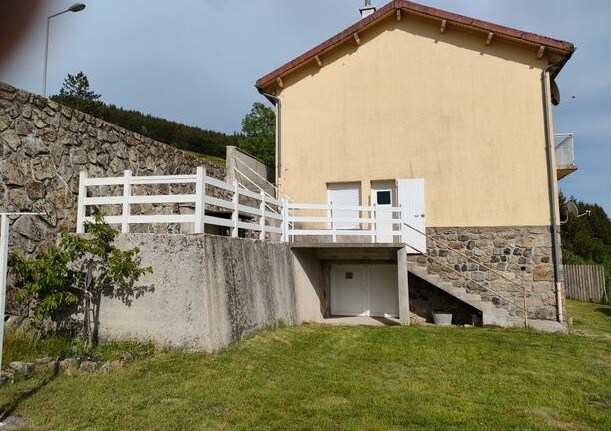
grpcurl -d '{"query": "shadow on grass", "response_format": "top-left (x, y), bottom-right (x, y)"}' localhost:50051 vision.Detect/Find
top-left (594, 306), bottom-right (611, 317)
top-left (370, 317), bottom-right (401, 326)
top-left (0, 363), bottom-right (59, 422)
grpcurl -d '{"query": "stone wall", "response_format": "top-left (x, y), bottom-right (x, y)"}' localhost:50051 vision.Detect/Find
top-left (0, 82), bottom-right (226, 260)
top-left (414, 226), bottom-right (558, 320)
top-left (100, 234), bottom-right (298, 352)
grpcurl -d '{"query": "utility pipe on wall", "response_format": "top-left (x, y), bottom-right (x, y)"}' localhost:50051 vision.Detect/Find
top-left (261, 92), bottom-right (281, 185)
top-left (541, 63), bottom-right (563, 324)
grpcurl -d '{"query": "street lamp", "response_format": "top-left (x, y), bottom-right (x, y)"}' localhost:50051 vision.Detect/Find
top-left (43, 3), bottom-right (86, 96)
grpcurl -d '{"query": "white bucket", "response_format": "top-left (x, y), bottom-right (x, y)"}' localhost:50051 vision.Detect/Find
top-left (432, 312), bottom-right (452, 326)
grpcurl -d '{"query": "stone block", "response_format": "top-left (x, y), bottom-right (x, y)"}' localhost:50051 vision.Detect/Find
top-left (97, 361), bottom-right (112, 374)
top-left (14, 118), bottom-right (32, 135)
top-left (533, 265), bottom-right (553, 281)
top-left (9, 361), bottom-right (34, 379)
top-left (35, 357), bottom-right (57, 373)
top-left (79, 361), bottom-right (97, 374)
top-left (0, 371), bottom-right (15, 385)
top-left (8, 188), bottom-right (32, 211)
top-left (59, 358), bottom-right (79, 376)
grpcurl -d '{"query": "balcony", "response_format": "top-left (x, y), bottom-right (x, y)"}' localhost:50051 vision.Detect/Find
top-left (555, 133), bottom-right (577, 180)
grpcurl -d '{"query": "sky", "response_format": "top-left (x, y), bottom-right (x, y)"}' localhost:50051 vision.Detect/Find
top-left (1, 0), bottom-right (609, 213)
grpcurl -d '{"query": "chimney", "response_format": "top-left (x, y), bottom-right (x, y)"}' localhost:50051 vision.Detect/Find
top-left (360, 0), bottom-right (376, 19)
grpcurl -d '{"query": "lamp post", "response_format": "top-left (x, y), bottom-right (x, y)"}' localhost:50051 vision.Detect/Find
top-left (43, 3), bottom-right (86, 97)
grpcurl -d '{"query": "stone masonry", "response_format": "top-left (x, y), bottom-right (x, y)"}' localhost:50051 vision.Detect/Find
top-left (0, 82), bottom-right (226, 309)
top-left (413, 226), bottom-right (559, 321)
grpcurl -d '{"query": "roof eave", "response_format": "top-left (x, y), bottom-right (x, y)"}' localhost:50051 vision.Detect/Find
top-left (255, 0), bottom-right (575, 92)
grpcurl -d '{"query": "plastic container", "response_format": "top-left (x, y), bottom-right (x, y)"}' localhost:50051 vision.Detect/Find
top-left (432, 312), bottom-right (453, 326)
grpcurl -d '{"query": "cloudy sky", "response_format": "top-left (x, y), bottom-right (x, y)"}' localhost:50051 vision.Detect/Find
top-left (1, 0), bottom-right (609, 213)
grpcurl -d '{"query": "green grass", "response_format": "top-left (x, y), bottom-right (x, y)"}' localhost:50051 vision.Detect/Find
top-left (566, 298), bottom-right (611, 338)
top-left (182, 149), bottom-right (226, 167)
top-left (1, 302), bottom-right (609, 430)
top-left (2, 329), bottom-right (155, 365)
top-left (1, 330), bottom-right (73, 365)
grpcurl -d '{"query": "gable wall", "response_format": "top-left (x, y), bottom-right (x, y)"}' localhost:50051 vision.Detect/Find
top-left (277, 16), bottom-right (556, 228)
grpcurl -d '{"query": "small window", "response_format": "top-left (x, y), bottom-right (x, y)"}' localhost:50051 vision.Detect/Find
top-left (376, 190), bottom-right (391, 205)
top-left (345, 272), bottom-right (353, 280)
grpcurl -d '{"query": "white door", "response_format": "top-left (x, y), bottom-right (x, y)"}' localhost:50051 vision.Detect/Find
top-left (371, 183), bottom-right (395, 243)
top-left (369, 265), bottom-right (399, 318)
top-left (397, 179), bottom-right (426, 253)
top-left (331, 265), bottom-right (366, 316)
top-left (328, 183), bottom-right (360, 230)
top-left (330, 264), bottom-right (398, 318)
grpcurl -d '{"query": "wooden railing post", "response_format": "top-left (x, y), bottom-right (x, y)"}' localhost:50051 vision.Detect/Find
top-left (121, 170), bottom-right (132, 233)
top-left (76, 171), bottom-right (87, 234)
top-left (194, 167), bottom-right (206, 234)
top-left (231, 179), bottom-right (239, 238)
top-left (259, 191), bottom-right (266, 240)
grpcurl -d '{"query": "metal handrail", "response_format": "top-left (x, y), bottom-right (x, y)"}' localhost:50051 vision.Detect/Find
top-left (403, 222), bottom-right (528, 328)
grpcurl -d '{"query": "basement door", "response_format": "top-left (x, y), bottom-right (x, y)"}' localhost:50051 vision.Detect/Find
top-left (330, 264), bottom-right (399, 318)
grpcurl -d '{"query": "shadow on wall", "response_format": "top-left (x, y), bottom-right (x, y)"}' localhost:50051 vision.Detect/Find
top-left (408, 273), bottom-right (481, 325)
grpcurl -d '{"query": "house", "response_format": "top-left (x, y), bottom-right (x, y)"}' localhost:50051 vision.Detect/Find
top-left (254, 1), bottom-right (576, 329)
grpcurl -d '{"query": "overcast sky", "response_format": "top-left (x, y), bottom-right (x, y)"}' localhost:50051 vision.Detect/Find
top-left (1, 0), bottom-right (609, 213)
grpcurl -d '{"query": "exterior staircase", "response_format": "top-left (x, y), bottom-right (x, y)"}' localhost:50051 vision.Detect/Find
top-left (407, 260), bottom-right (518, 328)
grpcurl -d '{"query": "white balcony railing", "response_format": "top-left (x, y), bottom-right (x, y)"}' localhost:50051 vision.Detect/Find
top-left (76, 170), bottom-right (410, 244)
top-left (554, 133), bottom-right (576, 169)
top-left (286, 202), bottom-right (407, 243)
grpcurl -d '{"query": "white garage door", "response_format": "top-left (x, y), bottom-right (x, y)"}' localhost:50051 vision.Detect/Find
top-left (330, 264), bottom-right (398, 318)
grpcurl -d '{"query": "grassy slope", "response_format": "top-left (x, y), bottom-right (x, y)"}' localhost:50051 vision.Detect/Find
top-left (1, 302), bottom-right (609, 431)
top-left (566, 298), bottom-right (611, 338)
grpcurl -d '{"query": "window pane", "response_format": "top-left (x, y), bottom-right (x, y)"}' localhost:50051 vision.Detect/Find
top-left (377, 191), bottom-right (391, 205)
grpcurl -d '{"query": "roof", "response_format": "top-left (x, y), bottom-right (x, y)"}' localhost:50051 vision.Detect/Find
top-left (256, 0), bottom-right (575, 92)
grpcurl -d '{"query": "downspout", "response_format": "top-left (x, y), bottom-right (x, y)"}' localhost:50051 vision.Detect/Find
top-left (261, 92), bottom-right (282, 189)
top-left (542, 63), bottom-right (563, 324)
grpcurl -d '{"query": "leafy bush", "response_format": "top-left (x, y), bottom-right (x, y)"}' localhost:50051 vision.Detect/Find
top-left (9, 215), bottom-right (153, 348)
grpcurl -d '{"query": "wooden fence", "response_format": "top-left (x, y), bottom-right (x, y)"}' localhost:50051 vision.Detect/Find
top-left (564, 264), bottom-right (607, 302)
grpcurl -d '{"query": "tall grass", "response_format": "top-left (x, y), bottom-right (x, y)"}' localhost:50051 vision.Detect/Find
top-left (2, 329), bottom-right (73, 366)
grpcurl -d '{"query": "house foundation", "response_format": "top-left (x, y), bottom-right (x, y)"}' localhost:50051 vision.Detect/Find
top-left (417, 225), bottom-right (560, 321)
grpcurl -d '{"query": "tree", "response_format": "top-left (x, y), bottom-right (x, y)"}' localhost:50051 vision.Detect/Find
top-left (9, 215), bottom-right (153, 347)
top-left (51, 71), bottom-right (102, 114)
top-left (50, 73), bottom-right (238, 158)
top-left (238, 102), bottom-right (276, 166)
top-left (559, 192), bottom-right (611, 292)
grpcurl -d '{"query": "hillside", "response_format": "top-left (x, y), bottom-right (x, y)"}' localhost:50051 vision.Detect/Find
top-left (51, 95), bottom-right (238, 158)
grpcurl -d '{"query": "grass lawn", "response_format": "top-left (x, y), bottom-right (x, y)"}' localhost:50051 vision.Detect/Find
top-left (1, 301), bottom-right (609, 430)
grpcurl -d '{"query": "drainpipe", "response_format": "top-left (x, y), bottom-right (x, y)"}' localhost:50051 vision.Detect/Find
top-left (261, 92), bottom-right (282, 188)
top-left (542, 63), bottom-right (563, 324)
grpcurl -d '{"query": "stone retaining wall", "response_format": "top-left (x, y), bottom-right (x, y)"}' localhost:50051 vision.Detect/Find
top-left (0, 82), bottom-right (225, 259)
top-left (415, 225), bottom-right (559, 320)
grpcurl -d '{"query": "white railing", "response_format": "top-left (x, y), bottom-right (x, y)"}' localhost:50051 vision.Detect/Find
top-left (77, 167), bottom-right (286, 240)
top-left (287, 202), bottom-right (407, 243)
top-left (77, 170), bottom-right (410, 244)
top-left (554, 133), bottom-right (576, 168)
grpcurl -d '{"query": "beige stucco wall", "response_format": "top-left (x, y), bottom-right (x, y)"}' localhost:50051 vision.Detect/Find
top-left (275, 16), bottom-right (558, 228)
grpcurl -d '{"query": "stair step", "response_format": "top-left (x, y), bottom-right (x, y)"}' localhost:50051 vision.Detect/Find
top-left (406, 261), bottom-right (514, 328)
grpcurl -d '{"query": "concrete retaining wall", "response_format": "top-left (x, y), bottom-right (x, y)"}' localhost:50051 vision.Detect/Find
top-left (99, 234), bottom-right (299, 352)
